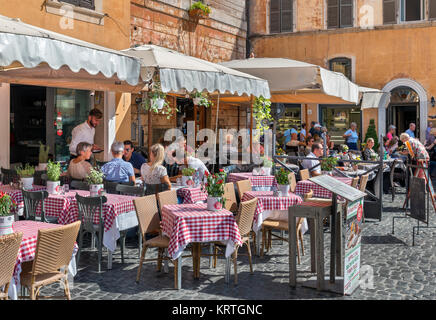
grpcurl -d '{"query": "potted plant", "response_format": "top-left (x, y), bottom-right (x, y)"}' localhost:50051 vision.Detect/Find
top-left (140, 80), bottom-right (177, 119)
top-left (16, 164), bottom-right (36, 190)
top-left (203, 169), bottom-right (226, 211)
top-left (275, 168), bottom-right (290, 196)
top-left (188, 1), bottom-right (211, 19)
top-left (46, 160), bottom-right (61, 194)
top-left (191, 92), bottom-right (213, 108)
top-left (181, 167), bottom-right (196, 187)
top-left (85, 167), bottom-right (105, 197)
top-left (38, 142), bottom-right (50, 171)
top-left (0, 192), bottom-right (17, 236)
top-left (321, 157), bottom-right (338, 173)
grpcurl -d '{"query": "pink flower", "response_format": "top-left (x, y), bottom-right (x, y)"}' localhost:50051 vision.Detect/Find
top-left (214, 201), bottom-right (222, 210)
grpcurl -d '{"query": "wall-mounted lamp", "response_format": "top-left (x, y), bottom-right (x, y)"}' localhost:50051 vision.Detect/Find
top-left (432, 96), bottom-right (435, 107)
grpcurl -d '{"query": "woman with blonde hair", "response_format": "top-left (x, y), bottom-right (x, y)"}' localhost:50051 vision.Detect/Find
top-left (362, 138), bottom-right (378, 161)
top-left (140, 144), bottom-right (171, 190)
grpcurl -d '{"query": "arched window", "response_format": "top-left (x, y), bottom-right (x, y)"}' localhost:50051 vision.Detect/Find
top-left (329, 57), bottom-right (352, 80)
top-left (270, 0), bottom-right (293, 33)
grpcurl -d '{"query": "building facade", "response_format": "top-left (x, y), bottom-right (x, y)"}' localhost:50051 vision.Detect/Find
top-left (0, 0), bottom-right (133, 166)
top-left (249, 0), bottom-right (436, 143)
top-left (129, 0), bottom-right (249, 148)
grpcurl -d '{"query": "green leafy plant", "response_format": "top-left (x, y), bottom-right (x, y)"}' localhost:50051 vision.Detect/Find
top-left (321, 157), bottom-right (338, 171)
top-left (182, 167), bottom-right (196, 176)
top-left (140, 80), bottom-right (177, 119)
top-left (262, 157), bottom-right (273, 168)
top-left (0, 192), bottom-right (16, 217)
top-left (189, 1), bottom-right (212, 16)
top-left (191, 92), bottom-right (213, 108)
top-left (275, 168), bottom-right (289, 185)
top-left (341, 144), bottom-right (349, 153)
top-left (39, 142), bottom-right (50, 163)
top-left (16, 163), bottom-right (35, 178)
top-left (85, 167), bottom-right (104, 185)
top-left (364, 119), bottom-right (379, 150)
top-left (46, 160), bottom-right (61, 182)
top-left (203, 169), bottom-right (226, 202)
top-left (253, 96), bottom-right (272, 137)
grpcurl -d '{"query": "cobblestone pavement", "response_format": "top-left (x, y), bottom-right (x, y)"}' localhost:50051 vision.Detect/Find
top-left (38, 188), bottom-right (436, 300)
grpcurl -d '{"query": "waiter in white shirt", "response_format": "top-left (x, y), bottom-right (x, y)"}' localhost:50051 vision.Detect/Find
top-left (69, 108), bottom-right (103, 160)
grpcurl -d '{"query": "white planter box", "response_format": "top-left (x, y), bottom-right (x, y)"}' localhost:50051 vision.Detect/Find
top-left (207, 196), bottom-right (222, 211)
top-left (0, 214), bottom-right (14, 236)
top-left (21, 177), bottom-right (34, 190)
top-left (90, 184), bottom-right (104, 197)
top-left (182, 176), bottom-right (194, 187)
top-left (277, 184), bottom-right (290, 196)
top-left (47, 180), bottom-right (61, 195)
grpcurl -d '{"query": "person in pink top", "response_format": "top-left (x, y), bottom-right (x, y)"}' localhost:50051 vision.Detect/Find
top-left (386, 125), bottom-right (396, 141)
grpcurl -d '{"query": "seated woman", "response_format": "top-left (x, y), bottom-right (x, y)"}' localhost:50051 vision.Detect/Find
top-left (140, 144), bottom-right (171, 190)
top-left (67, 142), bottom-right (93, 180)
top-left (101, 141), bottom-right (135, 184)
top-left (362, 138), bottom-right (378, 161)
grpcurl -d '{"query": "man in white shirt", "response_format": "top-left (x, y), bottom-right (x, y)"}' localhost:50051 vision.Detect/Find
top-left (302, 143), bottom-right (323, 177)
top-left (69, 108), bottom-right (103, 159)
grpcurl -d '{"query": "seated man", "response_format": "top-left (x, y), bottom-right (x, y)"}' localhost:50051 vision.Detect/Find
top-left (173, 149), bottom-right (210, 182)
top-left (101, 141), bottom-right (135, 184)
top-left (123, 140), bottom-right (146, 176)
top-left (301, 143), bottom-right (323, 177)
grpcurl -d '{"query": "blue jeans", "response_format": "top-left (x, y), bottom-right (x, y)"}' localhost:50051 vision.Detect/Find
top-left (347, 142), bottom-right (358, 151)
top-left (429, 161), bottom-right (436, 177)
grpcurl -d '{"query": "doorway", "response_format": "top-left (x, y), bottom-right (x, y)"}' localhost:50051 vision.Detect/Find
top-left (387, 104), bottom-right (418, 137)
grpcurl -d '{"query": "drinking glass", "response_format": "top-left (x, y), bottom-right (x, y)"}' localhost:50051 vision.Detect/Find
top-left (64, 184), bottom-right (70, 193)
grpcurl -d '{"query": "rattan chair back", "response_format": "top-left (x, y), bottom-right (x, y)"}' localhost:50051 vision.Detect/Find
top-left (116, 184), bottom-right (146, 197)
top-left (359, 174), bottom-right (369, 192)
top-left (299, 169), bottom-right (310, 181)
top-left (235, 197), bottom-right (258, 237)
top-left (351, 177), bottom-right (359, 188)
top-left (0, 232), bottom-right (23, 289)
top-left (22, 190), bottom-right (49, 222)
top-left (32, 221), bottom-right (81, 276)
top-left (223, 182), bottom-right (238, 214)
top-left (236, 180), bottom-right (252, 200)
top-left (133, 195), bottom-right (160, 239)
top-left (75, 194), bottom-right (107, 234)
top-left (1, 168), bottom-right (19, 184)
top-left (157, 190), bottom-right (178, 209)
top-left (288, 172), bottom-right (297, 192)
top-left (70, 180), bottom-right (89, 190)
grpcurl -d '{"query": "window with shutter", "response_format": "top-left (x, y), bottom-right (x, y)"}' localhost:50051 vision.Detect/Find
top-left (404, 0), bottom-right (421, 21)
top-left (270, 0), bottom-right (293, 33)
top-left (79, 0), bottom-right (95, 10)
top-left (60, 0), bottom-right (80, 5)
top-left (328, 0), bottom-right (353, 29)
top-left (327, 0), bottom-right (339, 29)
top-left (270, 0), bottom-right (281, 33)
top-left (430, 0), bottom-right (436, 19)
top-left (340, 0), bottom-right (353, 27)
top-left (329, 58), bottom-right (352, 80)
top-left (281, 0), bottom-right (293, 32)
top-left (383, 0), bottom-right (397, 24)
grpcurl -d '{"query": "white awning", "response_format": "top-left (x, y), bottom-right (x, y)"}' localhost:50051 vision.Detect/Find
top-left (123, 45), bottom-right (270, 98)
top-left (220, 58), bottom-right (383, 105)
top-left (359, 86), bottom-right (391, 109)
top-left (0, 14), bottom-right (142, 88)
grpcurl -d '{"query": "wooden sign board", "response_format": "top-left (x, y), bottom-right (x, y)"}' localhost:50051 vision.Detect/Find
top-left (408, 176), bottom-right (428, 223)
top-left (309, 175), bottom-right (366, 202)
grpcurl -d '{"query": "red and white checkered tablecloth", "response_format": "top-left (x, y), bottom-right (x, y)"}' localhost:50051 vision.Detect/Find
top-left (228, 173), bottom-right (277, 188)
top-left (294, 177), bottom-right (353, 199)
top-left (162, 203), bottom-right (242, 259)
top-left (241, 191), bottom-right (303, 229)
top-left (176, 186), bottom-right (208, 204)
top-left (0, 185), bottom-right (47, 211)
top-left (58, 192), bottom-right (137, 233)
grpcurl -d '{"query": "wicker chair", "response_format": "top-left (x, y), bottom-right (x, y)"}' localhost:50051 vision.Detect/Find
top-left (0, 232), bottom-right (23, 300)
top-left (156, 189), bottom-right (178, 219)
top-left (19, 221), bottom-right (80, 300)
top-left (223, 182), bottom-right (238, 214)
top-left (351, 177), bottom-right (359, 188)
top-left (299, 169), bottom-right (310, 181)
top-left (1, 168), bottom-right (19, 185)
top-left (235, 179), bottom-right (252, 201)
top-left (359, 174), bottom-right (369, 193)
top-left (134, 195), bottom-right (185, 289)
top-left (22, 190), bottom-right (57, 224)
top-left (75, 194), bottom-right (108, 272)
top-left (212, 198), bottom-right (258, 285)
top-left (70, 180), bottom-right (89, 191)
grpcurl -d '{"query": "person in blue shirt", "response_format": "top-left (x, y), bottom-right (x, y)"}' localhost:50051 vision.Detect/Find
top-left (101, 141), bottom-right (135, 183)
top-left (123, 140), bottom-right (146, 176)
top-left (343, 122), bottom-right (359, 151)
top-left (405, 123), bottom-right (416, 139)
top-left (283, 126), bottom-right (298, 147)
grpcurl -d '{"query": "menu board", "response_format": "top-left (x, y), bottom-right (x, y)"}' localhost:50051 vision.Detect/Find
top-left (344, 198), bottom-right (364, 295)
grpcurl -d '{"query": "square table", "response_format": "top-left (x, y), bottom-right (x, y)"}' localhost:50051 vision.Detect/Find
top-left (161, 203), bottom-right (242, 288)
top-left (58, 191), bottom-right (138, 269)
top-left (8, 221), bottom-right (78, 300)
top-left (228, 173), bottom-right (277, 191)
top-left (295, 177), bottom-right (352, 198)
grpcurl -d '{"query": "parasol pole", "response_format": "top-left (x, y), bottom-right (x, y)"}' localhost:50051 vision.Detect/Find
top-left (213, 92), bottom-right (220, 173)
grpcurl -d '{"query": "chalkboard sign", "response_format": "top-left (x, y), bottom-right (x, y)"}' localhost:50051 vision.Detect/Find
top-left (310, 175), bottom-right (366, 202)
top-left (408, 176), bottom-right (427, 223)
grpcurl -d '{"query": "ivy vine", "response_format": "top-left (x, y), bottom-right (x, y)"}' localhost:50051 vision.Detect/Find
top-left (253, 96), bottom-right (272, 137)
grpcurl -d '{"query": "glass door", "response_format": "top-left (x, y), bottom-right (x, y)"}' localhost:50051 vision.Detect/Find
top-left (54, 89), bottom-right (90, 162)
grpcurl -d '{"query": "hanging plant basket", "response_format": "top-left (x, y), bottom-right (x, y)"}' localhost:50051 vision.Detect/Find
top-left (188, 8), bottom-right (210, 19)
